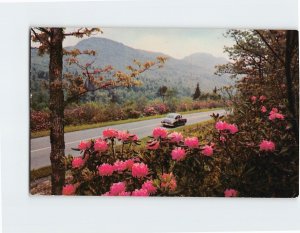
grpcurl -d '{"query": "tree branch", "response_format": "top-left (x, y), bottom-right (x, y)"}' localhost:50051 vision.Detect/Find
top-left (64, 82), bottom-right (112, 105)
top-left (254, 30), bottom-right (285, 65)
top-left (31, 28), bottom-right (51, 47)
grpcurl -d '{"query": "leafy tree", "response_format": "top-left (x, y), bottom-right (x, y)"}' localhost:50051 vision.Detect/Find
top-left (31, 27), bottom-right (167, 194)
top-left (192, 83), bottom-right (201, 100)
top-left (213, 86), bottom-right (217, 94)
top-left (216, 30), bottom-right (298, 141)
top-left (157, 85), bottom-right (168, 102)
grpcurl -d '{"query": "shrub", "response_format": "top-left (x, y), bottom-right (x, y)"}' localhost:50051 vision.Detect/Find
top-left (30, 110), bottom-right (50, 131)
top-left (143, 106), bottom-right (158, 116)
top-left (213, 75), bottom-right (299, 197)
top-left (62, 127), bottom-right (222, 196)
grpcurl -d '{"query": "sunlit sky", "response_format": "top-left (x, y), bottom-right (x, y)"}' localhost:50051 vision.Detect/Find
top-left (63, 27), bottom-right (234, 59)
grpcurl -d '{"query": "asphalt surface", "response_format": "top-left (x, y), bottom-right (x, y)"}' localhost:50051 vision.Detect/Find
top-left (30, 109), bottom-right (226, 169)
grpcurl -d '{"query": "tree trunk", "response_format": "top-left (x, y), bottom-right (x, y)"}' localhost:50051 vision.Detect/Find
top-left (49, 28), bottom-right (65, 195)
top-left (285, 30), bottom-right (299, 143)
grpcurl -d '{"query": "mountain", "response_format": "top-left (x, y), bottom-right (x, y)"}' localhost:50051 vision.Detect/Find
top-left (183, 53), bottom-right (228, 71)
top-left (30, 37), bottom-right (231, 102)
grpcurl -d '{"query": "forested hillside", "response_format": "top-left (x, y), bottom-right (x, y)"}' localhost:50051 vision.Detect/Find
top-left (30, 37), bottom-right (231, 108)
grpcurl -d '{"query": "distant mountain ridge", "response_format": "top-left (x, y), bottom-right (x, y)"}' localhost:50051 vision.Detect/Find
top-left (30, 37), bottom-right (231, 100)
top-left (183, 53), bottom-right (228, 71)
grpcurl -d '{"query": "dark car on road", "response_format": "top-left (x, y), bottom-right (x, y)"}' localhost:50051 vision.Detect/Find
top-left (161, 113), bottom-right (187, 127)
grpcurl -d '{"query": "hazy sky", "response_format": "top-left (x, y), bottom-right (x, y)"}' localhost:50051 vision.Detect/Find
top-left (63, 27), bottom-right (234, 59)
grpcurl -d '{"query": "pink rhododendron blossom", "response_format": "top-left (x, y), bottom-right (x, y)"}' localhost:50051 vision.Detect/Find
top-left (268, 114), bottom-right (276, 121)
top-left (132, 163), bottom-right (149, 178)
top-left (125, 159), bottom-right (135, 170)
top-left (98, 163), bottom-right (114, 176)
top-left (94, 139), bottom-right (108, 152)
top-left (62, 184), bottom-right (76, 195)
top-left (146, 141), bottom-right (160, 150)
top-left (110, 182), bottom-right (126, 196)
top-left (171, 147), bottom-right (186, 161)
top-left (117, 130), bottom-right (130, 141)
top-left (215, 121), bottom-right (228, 131)
top-left (227, 124), bottom-right (239, 134)
top-left (270, 108), bottom-right (278, 114)
top-left (161, 173), bottom-right (177, 191)
top-left (131, 189), bottom-right (149, 196)
top-left (259, 95), bottom-right (267, 102)
top-left (216, 121), bottom-right (238, 134)
top-left (142, 180), bottom-right (157, 195)
top-left (184, 137), bottom-right (199, 148)
top-left (129, 134), bottom-right (138, 141)
top-left (113, 160), bottom-right (127, 172)
top-left (102, 191), bottom-right (111, 196)
top-left (78, 140), bottom-right (91, 150)
top-left (259, 140), bottom-right (276, 152)
top-left (103, 128), bottom-right (118, 138)
top-left (202, 145), bottom-right (213, 156)
top-left (72, 157), bottom-right (84, 168)
top-left (168, 132), bottom-right (183, 143)
top-left (269, 113), bottom-right (285, 121)
top-left (276, 113), bottom-right (285, 120)
top-left (269, 108), bottom-right (284, 121)
top-left (224, 189), bottom-right (238, 197)
top-left (251, 96), bottom-right (257, 103)
top-left (152, 127), bottom-right (168, 139)
top-left (118, 191), bottom-right (131, 196)
top-left (261, 106), bottom-right (267, 113)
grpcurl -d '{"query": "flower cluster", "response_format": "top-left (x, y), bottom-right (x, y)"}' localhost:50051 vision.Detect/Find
top-left (251, 95), bottom-right (266, 103)
top-left (201, 145), bottom-right (213, 156)
top-left (268, 108), bottom-right (285, 121)
top-left (72, 157), bottom-right (84, 169)
top-left (215, 121), bottom-right (239, 134)
top-left (62, 184), bottom-right (76, 195)
top-left (184, 137), bottom-right (199, 148)
top-left (171, 147), bottom-right (186, 161)
top-left (103, 128), bottom-right (119, 138)
top-left (98, 159), bottom-right (136, 176)
top-left (142, 180), bottom-right (157, 194)
top-left (98, 163), bottom-right (114, 176)
top-left (259, 140), bottom-right (275, 152)
top-left (78, 140), bottom-right (91, 151)
top-left (132, 163), bottom-right (149, 178)
top-left (168, 132), bottom-right (183, 143)
top-left (152, 127), bottom-right (168, 139)
top-left (102, 180), bottom-right (158, 197)
top-left (224, 188), bottom-right (238, 197)
top-left (94, 139), bottom-right (108, 152)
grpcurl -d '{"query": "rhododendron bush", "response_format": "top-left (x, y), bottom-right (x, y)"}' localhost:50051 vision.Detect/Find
top-left (216, 75), bottom-right (298, 197)
top-left (62, 126), bottom-right (225, 196)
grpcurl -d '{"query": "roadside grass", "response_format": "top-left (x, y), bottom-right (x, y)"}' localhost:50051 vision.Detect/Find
top-left (30, 119), bottom-right (215, 181)
top-left (31, 107), bottom-right (222, 138)
top-left (30, 166), bottom-right (52, 182)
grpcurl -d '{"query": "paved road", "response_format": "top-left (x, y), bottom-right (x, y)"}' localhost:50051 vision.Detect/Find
top-left (30, 109), bottom-right (226, 169)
